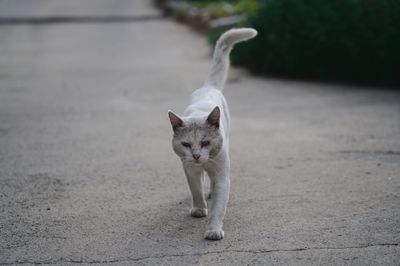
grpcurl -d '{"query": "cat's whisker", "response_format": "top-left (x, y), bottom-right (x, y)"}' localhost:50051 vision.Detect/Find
top-left (207, 158), bottom-right (218, 164)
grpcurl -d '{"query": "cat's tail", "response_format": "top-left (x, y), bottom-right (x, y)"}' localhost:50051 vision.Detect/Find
top-left (204, 28), bottom-right (257, 90)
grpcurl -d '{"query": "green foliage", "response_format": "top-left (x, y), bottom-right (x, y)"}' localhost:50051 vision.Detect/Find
top-left (233, 0), bottom-right (259, 16)
top-left (228, 0), bottom-right (400, 86)
top-left (181, 0), bottom-right (258, 18)
top-left (183, 0), bottom-right (237, 4)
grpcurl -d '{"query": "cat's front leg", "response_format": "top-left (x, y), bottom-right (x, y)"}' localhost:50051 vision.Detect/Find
top-left (184, 165), bottom-right (208, 217)
top-left (205, 172), bottom-right (230, 240)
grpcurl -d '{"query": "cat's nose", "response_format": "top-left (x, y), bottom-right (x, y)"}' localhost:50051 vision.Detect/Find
top-left (192, 154), bottom-right (200, 160)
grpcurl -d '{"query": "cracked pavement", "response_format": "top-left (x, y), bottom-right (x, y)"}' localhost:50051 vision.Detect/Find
top-left (0, 0), bottom-right (399, 265)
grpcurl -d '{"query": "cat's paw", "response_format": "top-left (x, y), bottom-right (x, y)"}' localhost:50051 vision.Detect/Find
top-left (190, 208), bottom-right (208, 218)
top-left (204, 229), bottom-right (224, 240)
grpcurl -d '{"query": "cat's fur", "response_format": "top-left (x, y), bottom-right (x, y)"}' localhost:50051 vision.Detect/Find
top-left (168, 28), bottom-right (257, 240)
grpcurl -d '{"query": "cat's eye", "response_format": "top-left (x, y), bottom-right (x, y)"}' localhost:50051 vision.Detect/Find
top-left (201, 140), bottom-right (210, 147)
top-left (181, 142), bottom-right (191, 148)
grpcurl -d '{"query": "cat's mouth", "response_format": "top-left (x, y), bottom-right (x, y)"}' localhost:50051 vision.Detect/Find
top-left (190, 158), bottom-right (205, 165)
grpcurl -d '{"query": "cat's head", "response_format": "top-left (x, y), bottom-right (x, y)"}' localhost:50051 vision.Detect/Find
top-left (168, 106), bottom-right (223, 165)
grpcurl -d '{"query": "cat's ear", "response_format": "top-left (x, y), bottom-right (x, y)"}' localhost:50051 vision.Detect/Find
top-left (168, 110), bottom-right (184, 130)
top-left (207, 106), bottom-right (220, 128)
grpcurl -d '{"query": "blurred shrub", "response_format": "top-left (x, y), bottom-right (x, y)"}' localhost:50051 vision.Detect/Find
top-left (172, 0), bottom-right (258, 18)
top-left (183, 0), bottom-right (236, 4)
top-left (212, 0), bottom-right (400, 86)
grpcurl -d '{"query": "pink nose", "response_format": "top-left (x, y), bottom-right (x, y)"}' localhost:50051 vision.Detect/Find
top-left (193, 154), bottom-right (200, 160)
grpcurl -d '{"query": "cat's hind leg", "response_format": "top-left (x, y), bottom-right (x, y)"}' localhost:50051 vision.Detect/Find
top-left (184, 165), bottom-right (208, 217)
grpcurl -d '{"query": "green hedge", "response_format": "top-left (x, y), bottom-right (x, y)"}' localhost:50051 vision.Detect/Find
top-left (214, 0), bottom-right (400, 86)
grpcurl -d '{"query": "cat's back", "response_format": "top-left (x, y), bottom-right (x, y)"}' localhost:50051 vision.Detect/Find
top-left (183, 86), bottom-right (230, 137)
top-left (184, 86), bottom-right (226, 116)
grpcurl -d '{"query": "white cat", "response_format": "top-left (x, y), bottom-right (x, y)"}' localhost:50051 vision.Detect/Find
top-left (168, 28), bottom-right (257, 240)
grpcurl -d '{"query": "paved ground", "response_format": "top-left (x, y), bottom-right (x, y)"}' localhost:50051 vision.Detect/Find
top-left (0, 0), bottom-right (399, 265)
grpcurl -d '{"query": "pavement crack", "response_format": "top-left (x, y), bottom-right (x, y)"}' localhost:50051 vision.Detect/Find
top-left (2, 243), bottom-right (398, 264)
top-left (232, 243), bottom-right (399, 254)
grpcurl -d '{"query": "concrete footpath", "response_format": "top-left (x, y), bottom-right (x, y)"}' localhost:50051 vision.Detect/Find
top-left (0, 0), bottom-right (399, 265)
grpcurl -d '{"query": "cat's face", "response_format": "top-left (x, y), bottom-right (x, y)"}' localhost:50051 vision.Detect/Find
top-left (168, 107), bottom-right (223, 165)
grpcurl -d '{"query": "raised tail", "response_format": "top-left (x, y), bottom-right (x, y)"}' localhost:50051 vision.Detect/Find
top-left (204, 28), bottom-right (257, 90)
